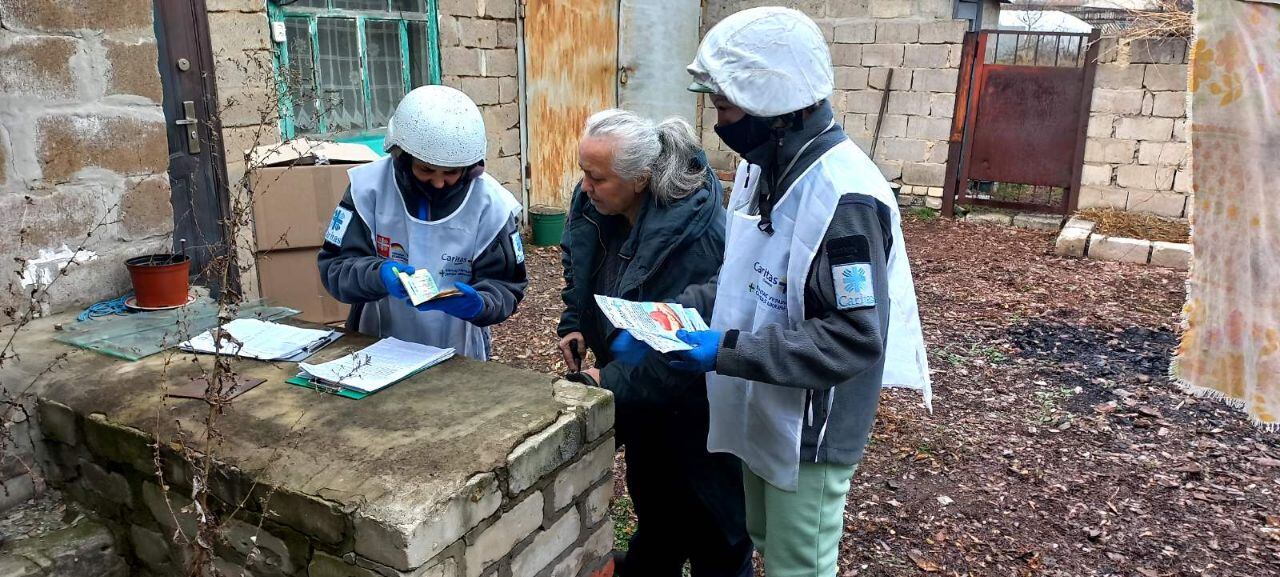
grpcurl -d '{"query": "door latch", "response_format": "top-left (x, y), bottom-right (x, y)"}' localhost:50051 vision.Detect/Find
top-left (175, 100), bottom-right (201, 154)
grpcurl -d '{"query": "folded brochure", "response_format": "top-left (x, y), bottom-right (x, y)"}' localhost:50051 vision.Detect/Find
top-left (297, 337), bottom-right (454, 394)
top-left (593, 295), bottom-right (710, 353)
top-left (396, 267), bottom-right (461, 307)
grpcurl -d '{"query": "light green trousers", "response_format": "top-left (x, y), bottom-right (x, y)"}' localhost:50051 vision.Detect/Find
top-left (743, 462), bottom-right (857, 577)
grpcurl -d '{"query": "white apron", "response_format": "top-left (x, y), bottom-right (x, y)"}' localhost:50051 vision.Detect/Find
top-left (348, 156), bottom-right (521, 360)
top-left (707, 140), bottom-right (930, 491)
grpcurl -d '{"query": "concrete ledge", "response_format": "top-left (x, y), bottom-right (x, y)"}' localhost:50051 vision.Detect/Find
top-left (1088, 235), bottom-right (1153, 264)
top-left (1012, 213), bottom-right (1063, 231)
top-left (1054, 226), bottom-right (1191, 270)
top-left (1150, 241), bottom-right (1193, 270)
top-left (10, 315), bottom-right (618, 577)
top-left (965, 212), bottom-right (1014, 226)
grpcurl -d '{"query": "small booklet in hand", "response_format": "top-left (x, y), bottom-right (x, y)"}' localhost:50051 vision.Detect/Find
top-left (397, 267), bottom-right (460, 306)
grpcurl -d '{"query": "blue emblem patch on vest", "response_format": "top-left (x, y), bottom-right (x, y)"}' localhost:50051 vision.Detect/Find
top-left (325, 207), bottom-right (353, 246)
top-left (833, 263), bottom-right (875, 310)
top-left (511, 232), bottom-right (525, 264)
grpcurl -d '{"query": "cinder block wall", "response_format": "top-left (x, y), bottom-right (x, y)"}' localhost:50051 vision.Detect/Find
top-left (36, 380), bottom-right (616, 577)
top-left (0, 0), bottom-right (174, 321)
top-left (1079, 37), bottom-right (1191, 218)
top-left (697, 0), bottom-right (998, 210)
top-left (438, 0), bottom-right (523, 194)
top-left (209, 0), bottom-right (523, 193)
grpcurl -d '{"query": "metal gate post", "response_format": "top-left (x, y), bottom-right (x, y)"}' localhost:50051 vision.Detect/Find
top-left (1066, 30), bottom-right (1103, 214)
top-left (942, 31), bottom-right (982, 218)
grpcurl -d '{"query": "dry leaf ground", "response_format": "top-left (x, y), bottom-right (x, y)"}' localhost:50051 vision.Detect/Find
top-left (492, 217), bottom-right (1280, 577)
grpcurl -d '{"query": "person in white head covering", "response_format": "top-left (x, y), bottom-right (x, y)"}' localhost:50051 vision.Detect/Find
top-left (318, 85), bottom-right (526, 360)
top-left (609, 6), bottom-right (931, 575)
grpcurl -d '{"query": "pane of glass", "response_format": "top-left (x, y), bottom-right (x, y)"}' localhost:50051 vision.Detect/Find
top-left (284, 18), bottom-right (319, 133)
top-left (331, 0), bottom-right (387, 10)
top-left (316, 18), bottom-right (366, 132)
top-left (408, 20), bottom-right (430, 88)
top-left (366, 20), bottom-right (406, 128)
top-left (292, 0), bottom-right (329, 8)
top-left (392, 0), bottom-right (426, 12)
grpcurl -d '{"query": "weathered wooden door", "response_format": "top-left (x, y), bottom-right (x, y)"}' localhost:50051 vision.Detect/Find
top-left (523, 0), bottom-right (619, 210)
top-left (154, 0), bottom-right (231, 289)
top-left (617, 0), bottom-right (701, 125)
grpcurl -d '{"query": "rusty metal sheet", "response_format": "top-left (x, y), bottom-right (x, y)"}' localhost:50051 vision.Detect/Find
top-left (524, 0), bottom-right (618, 210)
top-left (965, 64), bottom-right (1085, 188)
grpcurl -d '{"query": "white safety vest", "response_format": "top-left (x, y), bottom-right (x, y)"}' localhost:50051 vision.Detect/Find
top-left (348, 156), bottom-right (521, 360)
top-left (707, 139), bottom-right (930, 491)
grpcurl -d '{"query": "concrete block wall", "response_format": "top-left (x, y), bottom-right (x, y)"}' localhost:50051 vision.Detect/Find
top-left (698, 0), bottom-right (995, 210)
top-left (33, 379), bottom-right (615, 577)
top-left (0, 0), bottom-right (173, 322)
top-left (207, 2), bottom-right (279, 164)
top-left (437, 0), bottom-right (523, 194)
top-left (1079, 37), bottom-right (1190, 218)
top-left (209, 1), bottom-right (522, 193)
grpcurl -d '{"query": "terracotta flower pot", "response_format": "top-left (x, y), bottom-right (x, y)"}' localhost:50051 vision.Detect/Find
top-left (125, 254), bottom-right (191, 308)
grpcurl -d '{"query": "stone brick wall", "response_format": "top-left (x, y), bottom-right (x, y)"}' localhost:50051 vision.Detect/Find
top-left (34, 379), bottom-right (615, 577)
top-left (209, 0), bottom-right (523, 193)
top-left (0, 0), bottom-right (173, 320)
top-left (1079, 37), bottom-right (1190, 218)
top-left (206, 0), bottom-right (278, 164)
top-left (698, 0), bottom-right (994, 209)
top-left (437, 0), bottom-right (523, 195)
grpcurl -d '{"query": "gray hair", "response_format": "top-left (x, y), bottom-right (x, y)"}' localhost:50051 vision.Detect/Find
top-left (582, 109), bottom-right (704, 204)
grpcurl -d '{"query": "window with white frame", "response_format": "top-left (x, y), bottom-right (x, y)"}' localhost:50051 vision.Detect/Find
top-left (272, 0), bottom-right (440, 138)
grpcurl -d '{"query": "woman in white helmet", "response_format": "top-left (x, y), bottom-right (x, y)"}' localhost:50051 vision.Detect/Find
top-left (609, 7), bottom-right (931, 576)
top-left (318, 85), bottom-right (525, 360)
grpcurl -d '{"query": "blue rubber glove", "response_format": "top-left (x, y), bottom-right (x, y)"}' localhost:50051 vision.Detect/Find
top-left (608, 330), bottom-right (651, 366)
top-left (413, 282), bottom-right (484, 320)
top-left (666, 329), bottom-right (723, 373)
top-left (379, 261), bottom-right (415, 299)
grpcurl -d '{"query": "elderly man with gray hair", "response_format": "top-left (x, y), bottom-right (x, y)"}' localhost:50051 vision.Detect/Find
top-left (556, 109), bottom-right (752, 576)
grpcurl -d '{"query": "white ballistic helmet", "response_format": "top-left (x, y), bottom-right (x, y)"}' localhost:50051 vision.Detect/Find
top-left (687, 6), bottom-right (834, 118)
top-left (383, 85), bottom-right (487, 167)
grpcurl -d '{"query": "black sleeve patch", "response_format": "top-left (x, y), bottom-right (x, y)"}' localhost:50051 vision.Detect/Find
top-left (825, 234), bottom-right (871, 266)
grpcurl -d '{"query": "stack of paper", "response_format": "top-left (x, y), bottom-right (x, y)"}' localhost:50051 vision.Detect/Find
top-left (297, 337), bottom-right (454, 394)
top-left (180, 318), bottom-right (341, 361)
top-left (593, 295), bottom-right (710, 353)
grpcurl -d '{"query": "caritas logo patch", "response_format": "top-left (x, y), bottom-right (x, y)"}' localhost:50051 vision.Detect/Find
top-left (376, 235), bottom-right (392, 258)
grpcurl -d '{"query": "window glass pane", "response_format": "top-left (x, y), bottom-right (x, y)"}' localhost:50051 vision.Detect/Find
top-left (408, 21), bottom-right (430, 88)
top-left (392, 0), bottom-right (426, 12)
top-left (284, 17), bottom-right (319, 133)
top-left (292, 0), bottom-right (329, 8)
top-left (316, 18), bottom-right (367, 132)
top-left (331, 0), bottom-right (387, 10)
top-left (366, 20), bottom-right (406, 127)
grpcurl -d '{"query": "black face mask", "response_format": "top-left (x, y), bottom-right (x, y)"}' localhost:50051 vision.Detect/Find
top-left (714, 114), bottom-right (774, 155)
top-left (395, 153), bottom-right (469, 198)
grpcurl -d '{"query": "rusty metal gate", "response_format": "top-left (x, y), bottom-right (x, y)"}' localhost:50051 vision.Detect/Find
top-left (942, 30), bottom-right (1101, 217)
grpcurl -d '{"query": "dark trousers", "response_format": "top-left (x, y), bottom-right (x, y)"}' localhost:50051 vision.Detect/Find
top-left (619, 441), bottom-right (754, 577)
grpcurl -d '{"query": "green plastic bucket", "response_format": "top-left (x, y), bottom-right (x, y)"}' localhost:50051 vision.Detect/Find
top-left (529, 205), bottom-right (567, 247)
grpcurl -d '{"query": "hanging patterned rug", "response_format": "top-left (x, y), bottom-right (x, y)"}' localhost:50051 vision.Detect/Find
top-left (1174, 0), bottom-right (1280, 429)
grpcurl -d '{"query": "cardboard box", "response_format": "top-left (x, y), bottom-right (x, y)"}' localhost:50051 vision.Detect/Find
top-left (248, 139), bottom-right (379, 323)
top-left (248, 139), bottom-right (380, 250)
top-left (256, 248), bottom-right (349, 324)
top-left (250, 164), bottom-right (354, 249)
